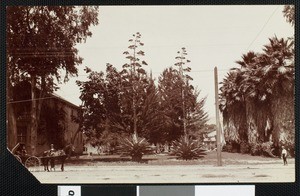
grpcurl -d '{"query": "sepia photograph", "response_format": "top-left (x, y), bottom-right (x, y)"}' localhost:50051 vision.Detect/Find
top-left (6, 5), bottom-right (295, 183)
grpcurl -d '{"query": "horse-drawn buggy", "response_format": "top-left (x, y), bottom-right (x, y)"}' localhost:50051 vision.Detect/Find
top-left (11, 142), bottom-right (74, 172)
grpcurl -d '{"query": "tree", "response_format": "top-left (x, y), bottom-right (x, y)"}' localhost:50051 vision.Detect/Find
top-left (77, 33), bottom-right (161, 159)
top-left (6, 6), bottom-right (99, 154)
top-left (39, 105), bottom-right (67, 149)
top-left (76, 64), bottom-right (124, 146)
top-left (219, 37), bottom-right (294, 155)
top-left (219, 71), bottom-right (244, 145)
top-left (138, 74), bottom-right (164, 144)
top-left (256, 37), bottom-right (294, 148)
top-left (76, 67), bottom-right (107, 139)
top-left (120, 32), bottom-right (149, 142)
top-left (283, 5), bottom-right (295, 26)
top-left (174, 47), bottom-right (192, 140)
top-left (174, 47), bottom-right (208, 140)
top-left (158, 48), bottom-right (208, 144)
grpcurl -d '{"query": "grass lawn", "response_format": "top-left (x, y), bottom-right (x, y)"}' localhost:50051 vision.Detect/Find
top-left (66, 151), bottom-right (294, 166)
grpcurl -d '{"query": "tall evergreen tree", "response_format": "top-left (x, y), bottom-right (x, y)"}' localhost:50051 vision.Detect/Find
top-left (158, 48), bottom-right (208, 143)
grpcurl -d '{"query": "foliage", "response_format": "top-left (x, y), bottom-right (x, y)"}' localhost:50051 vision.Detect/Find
top-left (222, 141), bottom-right (240, 153)
top-left (260, 142), bottom-right (276, 157)
top-left (39, 105), bottom-right (66, 149)
top-left (98, 130), bottom-right (126, 154)
top-left (117, 135), bottom-right (154, 162)
top-left (239, 141), bottom-right (250, 154)
top-left (76, 68), bottom-right (107, 136)
top-left (158, 49), bottom-right (208, 143)
top-left (77, 37), bottom-right (209, 154)
top-left (120, 32), bottom-right (149, 140)
top-left (220, 36), bottom-right (294, 153)
top-left (283, 5), bottom-right (295, 26)
top-left (158, 67), bottom-right (184, 142)
top-left (7, 6), bottom-right (99, 154)
top-left (137, 77), bottom-right (165, 144)
top-left (219, 7), bottom-right (294, 154)
top-left (170, 136), bottom-right (206, 160)
top-left (250, 142), bottom-right (275, 157)
top-left (7, 6), bottom-right (99, 93)
top-left (249, 143), bottom-right (262, 156)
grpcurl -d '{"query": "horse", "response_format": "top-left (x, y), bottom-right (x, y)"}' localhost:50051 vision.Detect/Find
top-left (41, 144), bottom-right (75, 172)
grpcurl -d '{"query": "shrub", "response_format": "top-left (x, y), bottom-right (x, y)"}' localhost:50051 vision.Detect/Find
top-left (240, 141), bottom-right (250, 154)
top-left (170, 136), bottom-right (206, 160)
top-left (223, 141), bottom-right (233, 152)
top-left (223, 140), bottom-right (239, 153)
top-left (117, 135), bottom-right (153, 162)
top-left (250, 143), bottom-right (262, 156)
top-left (261, 142), bottom-right (276, 157)
top-left (250, 142), bottom-right (276, 157)
top-left (284, 142), bottom-right (295, 157)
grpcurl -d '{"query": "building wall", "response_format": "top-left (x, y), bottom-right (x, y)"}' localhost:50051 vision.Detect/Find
top-left (12, 96), bottom-right (83, 155)
top-left (49, 98), bottom-right (83, 155)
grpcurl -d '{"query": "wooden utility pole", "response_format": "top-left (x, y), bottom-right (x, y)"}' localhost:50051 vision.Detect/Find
top-left (214, 67), bottom-right (222, 166)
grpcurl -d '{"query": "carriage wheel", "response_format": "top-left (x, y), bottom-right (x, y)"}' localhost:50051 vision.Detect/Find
top-left (25, 156), bottom-right (41, 172)
top-left (14, 155), bottom-right (22, 164)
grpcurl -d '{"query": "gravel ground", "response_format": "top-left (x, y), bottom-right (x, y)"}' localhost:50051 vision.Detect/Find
top-left (29, 153), bottom-right (295, 184)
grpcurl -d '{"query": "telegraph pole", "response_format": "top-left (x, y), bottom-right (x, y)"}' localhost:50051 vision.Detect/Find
top-left (214, 67), bottom-right (222, 166)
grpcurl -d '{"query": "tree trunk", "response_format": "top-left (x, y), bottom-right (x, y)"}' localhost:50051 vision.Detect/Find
top-left (254, 101), bottom-right (272, 143)
top-left (245, 100), bottom-right (258, 144)
top-left (223, 118), bottom-right (239, 143)
top-left (29, 76), bottom-right (38, 155)
top-left (36, 76), bottom-right (46, 127)
top-left (6, 58), bottom-right (18, 150)
top-left (270, 94), bottom-right (294, 148)
top-left (7, 96), bottom-right (17, 150)
top-left (133, 96), bottom-right (138, 142)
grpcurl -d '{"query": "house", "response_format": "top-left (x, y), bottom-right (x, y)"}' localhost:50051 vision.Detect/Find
top-left (203, 130), bottom-right (217, 150)
top-left (7, 82), bottom-right (83, 155)
top-left (202, 124), bottom-right (226, 150)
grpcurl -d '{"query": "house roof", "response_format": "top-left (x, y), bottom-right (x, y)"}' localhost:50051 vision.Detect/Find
top-left (50, 92), bottom-right (80, 109)
top-left (207, 130), bottom-right (216, 137)
top-left (204, 137), bottom-right (216, 142)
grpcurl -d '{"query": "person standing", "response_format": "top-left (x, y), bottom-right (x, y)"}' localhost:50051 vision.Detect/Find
top-left (49, 144), bottom-right (56, 171)
top-left (281, 146), bottom-right (288, 166)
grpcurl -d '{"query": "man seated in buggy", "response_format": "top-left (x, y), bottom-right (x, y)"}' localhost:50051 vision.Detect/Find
top-left (16, 143), bottom-right (27, 156)
top-left (15, 143), bottom-right (29, 163)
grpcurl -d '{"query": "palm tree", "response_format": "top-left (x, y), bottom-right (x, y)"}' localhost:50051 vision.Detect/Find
top-left (235, 51), bottom-right (261, 145)
top-left (220, 36), bottom-right (294, 155)
top-left (219, 71), bottom-right (244, 146)
top-left (220, 51), bottom-right (259, 148)
top-left (254, 36), bottom-right (294, 149)
top-left (283, 5), bottom-right (295, 26)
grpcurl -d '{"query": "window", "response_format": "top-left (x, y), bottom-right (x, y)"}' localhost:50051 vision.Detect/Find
top-left (17, 126), bottom-right (27, 143)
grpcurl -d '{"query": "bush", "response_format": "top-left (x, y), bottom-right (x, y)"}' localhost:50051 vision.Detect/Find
top-left (284, 142), bottom-right (295, 157)
top-left (223, 141), bottom-right (239, 153)
top-left (223, 141), bottom-right (233, 152)
top-left (117, 135), bottom-right (153, 162)
top-left (261, 142), bottom-right (276, 157)
top-left (170, 136), bottom-right (206, 160)
top-left (250, 143), bottom-right (262, 156)
top-left (250, 142), bottom-right (276, 157)
top-left (240, 141), bottom-right (250, 154)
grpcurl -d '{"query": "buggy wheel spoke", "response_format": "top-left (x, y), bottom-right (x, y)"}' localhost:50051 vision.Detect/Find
top-left (25, 156), bottom-right (41, 172)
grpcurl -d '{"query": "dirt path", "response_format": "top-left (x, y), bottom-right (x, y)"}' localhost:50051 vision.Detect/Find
top-left (32, 163), bottom-right (294, 183)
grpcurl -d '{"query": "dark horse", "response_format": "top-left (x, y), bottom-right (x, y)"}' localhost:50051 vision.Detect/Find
top-left (41, 144), bottom-right (75, 172)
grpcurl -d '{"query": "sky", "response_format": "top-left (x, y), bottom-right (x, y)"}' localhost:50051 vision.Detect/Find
top-left (56, 5), bottom-right (294, 123)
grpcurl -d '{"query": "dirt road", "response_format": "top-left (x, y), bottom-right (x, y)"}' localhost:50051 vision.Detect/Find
top-left (32, 162), bottom-right (294, 183)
